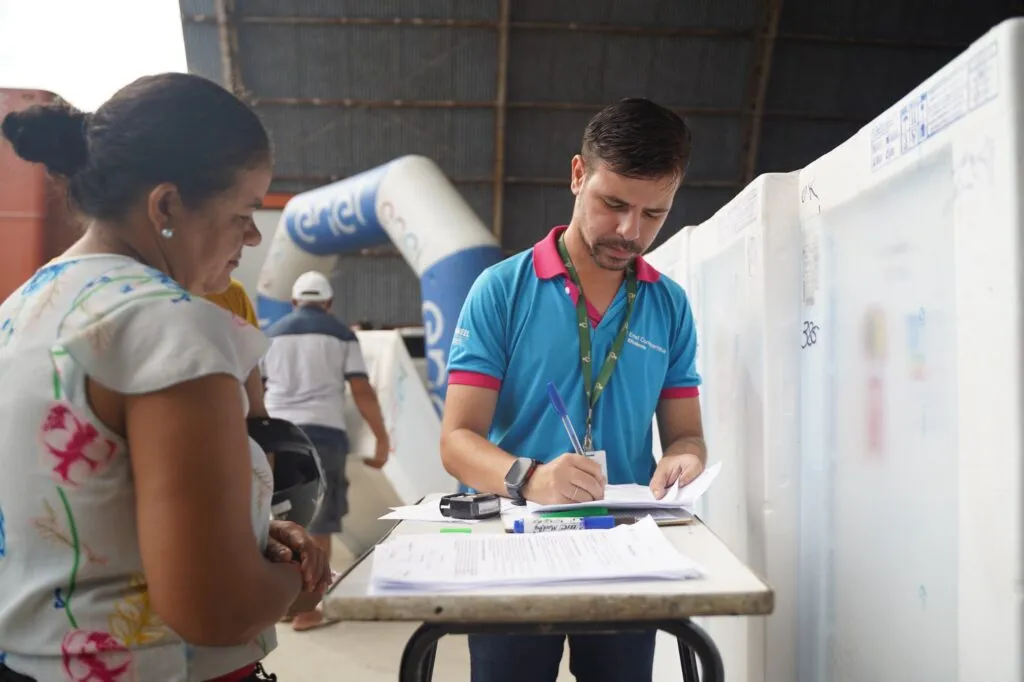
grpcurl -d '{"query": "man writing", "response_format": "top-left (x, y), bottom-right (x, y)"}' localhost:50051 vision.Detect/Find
top-left (261, 270), bottom-right (389, 631)
top-left (441, 98), bottom-right (706, 682)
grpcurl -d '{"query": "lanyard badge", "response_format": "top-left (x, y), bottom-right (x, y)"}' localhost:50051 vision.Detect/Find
top-left (556, 233), bottom-right (637, 452)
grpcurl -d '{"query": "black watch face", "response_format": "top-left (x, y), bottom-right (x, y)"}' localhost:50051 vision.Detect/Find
top-left (506, 458), bottom-right (531, 489)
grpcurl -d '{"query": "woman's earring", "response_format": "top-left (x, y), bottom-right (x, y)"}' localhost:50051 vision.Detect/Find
top-left (160, 227), bottom-right (173, 239)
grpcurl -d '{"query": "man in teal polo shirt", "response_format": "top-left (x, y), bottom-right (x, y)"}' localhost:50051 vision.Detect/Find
top-left (441, 98), bottom-right (707, 682)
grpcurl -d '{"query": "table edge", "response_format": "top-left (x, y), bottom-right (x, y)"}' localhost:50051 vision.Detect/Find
top-left (324, 588), bottom-right (775, 623)
top-left (324, 503), bottom-right (777, 624)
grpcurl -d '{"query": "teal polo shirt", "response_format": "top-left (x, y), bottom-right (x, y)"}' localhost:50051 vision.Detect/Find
top-left (446, 226), bottom-right (702, 485)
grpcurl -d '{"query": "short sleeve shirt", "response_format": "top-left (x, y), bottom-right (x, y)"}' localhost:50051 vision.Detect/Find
top-left (0, 255), bottom-right (276, 682)
top-left (205, 278), bottom-right (259, 328)
top-left (447, 226), bottom-right (701, 485)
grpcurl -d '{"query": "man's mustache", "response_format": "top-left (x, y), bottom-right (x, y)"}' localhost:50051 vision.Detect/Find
top-left (594, 239), bottom-right (641, 254)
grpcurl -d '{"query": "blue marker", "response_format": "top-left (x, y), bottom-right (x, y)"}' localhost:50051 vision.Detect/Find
top-left (513, 516), bottom-right (619, 533)
top-left (546, 382), bottom-right (587, 458)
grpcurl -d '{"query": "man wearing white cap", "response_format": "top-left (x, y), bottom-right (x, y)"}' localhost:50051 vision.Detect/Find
top-left (261, 270), bottom-right (390, 631)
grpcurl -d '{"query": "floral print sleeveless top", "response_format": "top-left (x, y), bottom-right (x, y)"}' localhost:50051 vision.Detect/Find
top-left (0, 255), bottom-right (277, 681)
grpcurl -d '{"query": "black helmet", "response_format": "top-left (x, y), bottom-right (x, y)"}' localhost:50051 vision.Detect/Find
top-left (247, 417), bottom-right (325, 528)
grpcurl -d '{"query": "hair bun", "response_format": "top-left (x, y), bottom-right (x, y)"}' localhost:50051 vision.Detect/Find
top-left (1, 104), bottom-right (89, 177)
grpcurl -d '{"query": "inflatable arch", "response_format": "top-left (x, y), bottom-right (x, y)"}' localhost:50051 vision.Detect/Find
top-left (255, 155), bottom-right (503, 414)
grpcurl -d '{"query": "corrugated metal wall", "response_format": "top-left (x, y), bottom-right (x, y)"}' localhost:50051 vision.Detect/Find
top-left (179, 0), bottom-right (1018, 325)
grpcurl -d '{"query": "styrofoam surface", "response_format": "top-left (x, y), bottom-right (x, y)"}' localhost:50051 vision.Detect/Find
top-left (642, 18), bottom-right (1023, 682)
top-left (797, 18), bottom-right (1023, 682)
top-left (340, 329), bottom-right (457, 555)
top-left (653, 174), bottom-right (802, 682)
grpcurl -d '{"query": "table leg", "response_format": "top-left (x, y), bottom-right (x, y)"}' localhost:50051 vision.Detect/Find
top-left (658, 619), bottom-right (724, 682)
top-left (398, 624), bottom-right (444, 682)
top-left (679, 641), bottom-right (700, 681)
top-left (396, 619), bottom-right (723, 682)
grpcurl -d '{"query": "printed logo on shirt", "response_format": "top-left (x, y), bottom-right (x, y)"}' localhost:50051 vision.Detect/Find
top-left (626, 331), bottom-right (667, 354)
top-left (452, 327), bottom-right (471, 345)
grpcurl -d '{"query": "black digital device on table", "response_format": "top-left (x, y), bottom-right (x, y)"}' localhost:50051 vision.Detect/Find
top-left (439, 492), bottom-right (502, 520)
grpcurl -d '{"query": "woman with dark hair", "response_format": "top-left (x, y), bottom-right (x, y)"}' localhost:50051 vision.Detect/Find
top-left (0, 73), bottom-right (331, 682)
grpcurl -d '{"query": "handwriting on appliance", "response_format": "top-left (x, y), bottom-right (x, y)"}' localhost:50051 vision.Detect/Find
top-left (801, 321), bottom-right (820, 349)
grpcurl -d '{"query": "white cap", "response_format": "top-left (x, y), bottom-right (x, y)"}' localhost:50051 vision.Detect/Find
top-left (291, 270), bottom-right (333, 302)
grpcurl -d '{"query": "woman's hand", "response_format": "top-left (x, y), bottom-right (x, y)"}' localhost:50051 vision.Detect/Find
top-left (265, 520), bottom-right (332, 594)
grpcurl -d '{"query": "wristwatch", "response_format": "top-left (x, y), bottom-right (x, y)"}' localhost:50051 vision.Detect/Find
top-left (504, 457), bottom-right (538, 505)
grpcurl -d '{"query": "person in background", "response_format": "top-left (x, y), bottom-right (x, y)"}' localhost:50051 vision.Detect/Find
top-left (0, 73), bottom-right (331, 682)
top-left (441, 98), bottom-right (705, 682)
top-left (261, 270), bottom-right (390, 632)
top-left (205, 277), bottom-right (259, 327)
top-left (205, 279), bottom-right (274, 466)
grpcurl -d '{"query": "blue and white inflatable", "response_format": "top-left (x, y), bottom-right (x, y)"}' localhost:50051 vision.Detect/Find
top-left (256, 155), bottom-right (503, 415)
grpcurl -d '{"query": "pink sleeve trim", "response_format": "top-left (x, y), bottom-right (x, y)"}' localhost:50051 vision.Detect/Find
top-left (660, 386), bottom-right (700, 399)
top-left (448, 370), bottom-right (501, 391)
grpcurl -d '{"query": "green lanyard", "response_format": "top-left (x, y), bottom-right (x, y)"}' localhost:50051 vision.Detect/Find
top-left (556, 233), bottom-right (637, 451)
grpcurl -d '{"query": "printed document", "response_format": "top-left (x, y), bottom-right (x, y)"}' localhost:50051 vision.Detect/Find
top-left (370, 517), bottom-right (703, 591)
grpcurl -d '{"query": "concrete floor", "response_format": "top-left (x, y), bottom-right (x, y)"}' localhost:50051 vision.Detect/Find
top-left (266, 622), bottom-right (576, 681)
top-left (262, 537), bottom-right (685, 681)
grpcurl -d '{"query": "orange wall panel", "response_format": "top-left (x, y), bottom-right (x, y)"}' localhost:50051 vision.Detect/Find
top-left (0, 88), bottom-right (59, 300)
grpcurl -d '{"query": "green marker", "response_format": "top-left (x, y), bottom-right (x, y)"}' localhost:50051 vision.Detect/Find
top-left (440, 527), bottom-right (472, 533)
top-left (540, 507), bottom-right (609, 519)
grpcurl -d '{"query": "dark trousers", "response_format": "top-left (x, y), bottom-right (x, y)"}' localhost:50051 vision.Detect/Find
top-left (0, 665), bottom-right (32, 682)
top-left (468, 631), bottom-right (656, 682)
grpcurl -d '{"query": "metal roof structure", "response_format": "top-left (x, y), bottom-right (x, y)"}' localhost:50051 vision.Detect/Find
top-left (179, 0), bottom-right (1020, 324)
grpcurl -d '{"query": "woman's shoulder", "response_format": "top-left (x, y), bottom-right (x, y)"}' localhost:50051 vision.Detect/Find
top-left (52, 259), bottom-right (269, 393)
top-left (14, 255), bottom-right (188, 312)
top-left (52, 258), bottom-right (194, 331)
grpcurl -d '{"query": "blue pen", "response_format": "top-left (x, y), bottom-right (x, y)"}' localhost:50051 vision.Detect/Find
top-left (513, 516), bottom-right (618, 533)
top-left (546, 382), bottom-right (587, 457)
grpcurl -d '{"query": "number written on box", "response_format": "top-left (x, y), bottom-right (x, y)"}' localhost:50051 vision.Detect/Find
top-left (801, 321), bottom-right (820, 349)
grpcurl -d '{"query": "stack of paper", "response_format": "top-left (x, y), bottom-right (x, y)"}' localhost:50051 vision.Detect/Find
top-left (526, 461), bottom-right (723, 514)
top-left (370, 517), bottom-right (703, 591)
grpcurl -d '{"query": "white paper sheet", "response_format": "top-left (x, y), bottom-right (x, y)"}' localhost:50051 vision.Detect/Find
top-left (370, 517), bottom-right (703, 591)
top-left (378, 500), bottom-right (482, 524)
top-left (526, 462), bottom-right (723, 514)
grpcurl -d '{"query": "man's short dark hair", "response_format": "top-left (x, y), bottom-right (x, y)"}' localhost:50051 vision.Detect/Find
top-left (581, 98), bottom-right (692, 181)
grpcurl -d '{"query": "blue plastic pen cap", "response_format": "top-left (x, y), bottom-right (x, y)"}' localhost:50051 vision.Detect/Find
top-left (513, 519), bottom-right (525, 533)
top-left (583, 517), bottom-right (616, 530)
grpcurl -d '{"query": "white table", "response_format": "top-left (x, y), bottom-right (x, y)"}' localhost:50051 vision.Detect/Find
top-left (324, 497), bottom-right (774, 682)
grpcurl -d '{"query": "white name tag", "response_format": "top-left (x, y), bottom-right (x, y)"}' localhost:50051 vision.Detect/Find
top-left (587, 449), bottom-right (608, 483)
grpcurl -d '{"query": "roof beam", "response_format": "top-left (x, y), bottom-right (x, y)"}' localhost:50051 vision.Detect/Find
top-left (183, 13), bottom-right (971, 50)
top-left (776, 32), bottom-right (968, 50)
top-left (272, 174), bottom-right (740, 190)
top-left (184, 15), bottom-right (749, 39)
top-left (492, 0), bottom-right (511, 245)
top-left (739, 0), bottom-right (784, 185)
top-left (213, 0), bottom-right (245, 96)
top-left (244, 97), bottom-right (865, 124)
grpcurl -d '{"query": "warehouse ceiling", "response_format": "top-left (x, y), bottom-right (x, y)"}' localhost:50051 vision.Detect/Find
top-left (178, 0), bottom-right (1019, 322)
